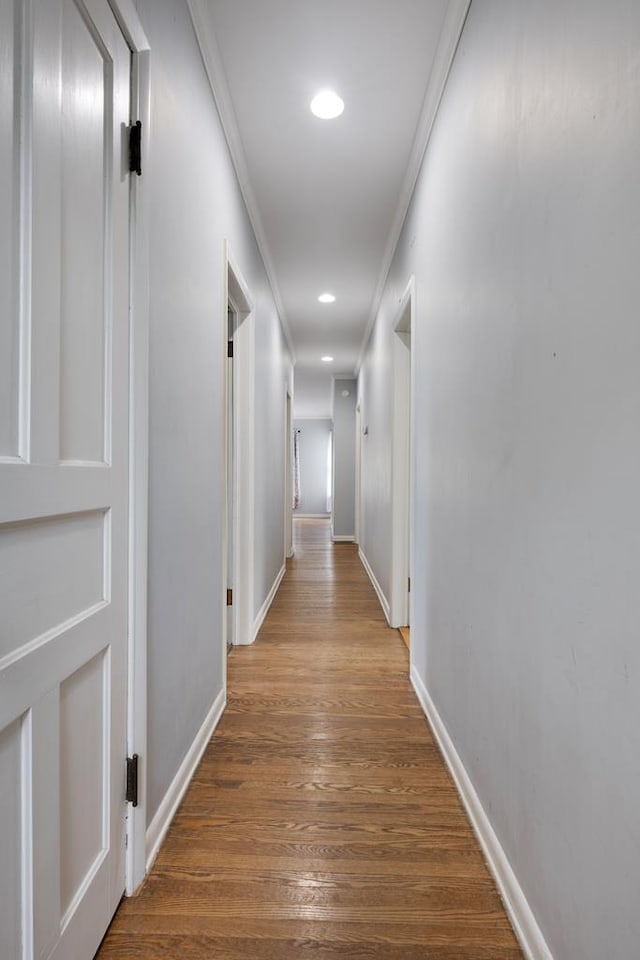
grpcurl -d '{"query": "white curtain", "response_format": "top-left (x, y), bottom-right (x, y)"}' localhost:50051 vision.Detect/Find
top-left (293, 429), bottom-right (301, 509)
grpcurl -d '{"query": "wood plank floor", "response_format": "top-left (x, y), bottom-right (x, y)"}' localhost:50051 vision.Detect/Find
top-left (96, 518), bottom-right (523, 959)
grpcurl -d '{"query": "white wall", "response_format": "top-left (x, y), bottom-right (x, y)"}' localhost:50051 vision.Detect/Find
top-left (359, 2), bottom-right (640, 957)
top-left (293, 365), bottom-right (333, 419)
top-left (358, 313), bottom-right (394, 604)
top-left (135, 0), bottom-right (291, 823)
top-left (332, 379), bottom-right (357, 540)
top-left (253, 280), bottom-right (293, 620)
top-left (293, 419), bottom-right (331, 516)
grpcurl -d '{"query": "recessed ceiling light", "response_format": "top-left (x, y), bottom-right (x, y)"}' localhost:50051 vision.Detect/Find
top-left (321, 356), bottom-right (334, 363)
top-left (310, 90), bottom-right (344, 120)
top-left (318, 293), bottom-right (336, 303)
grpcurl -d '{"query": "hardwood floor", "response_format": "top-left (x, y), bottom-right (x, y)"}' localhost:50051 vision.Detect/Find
top-left (96, 518), bottom-right (523, 959)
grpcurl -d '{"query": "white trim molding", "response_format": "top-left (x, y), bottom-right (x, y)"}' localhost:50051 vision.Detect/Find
top-left (251, 563), bottom-right (286, 644)
top-left (145, 689), bottom-right (226, 873)
top-left (291, 415), bottom-right (334, 421)
top-left (332, 535), bottom-right (355, 543)
top-left (185, 0), bottom-right (295, 361)
top-left (410, 666), bottom-right (554, 960)
top-left (389, 276), bottom-right (415, 630)
top-left (359, 548), bottom-right (391, 624)
top-left (224, 243), bottom-right (255, 650)
top-left (356, 0), bottom-right (472, 372)
top-left (109, 0), bottom-right (149, 51)
top-left (107, 0), bottom-right (152, 898)
top-left (284, 389), bottom-right (294, 560)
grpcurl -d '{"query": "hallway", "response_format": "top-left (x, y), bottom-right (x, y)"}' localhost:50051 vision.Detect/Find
top-left (96, 519), bottom-right (522, 959)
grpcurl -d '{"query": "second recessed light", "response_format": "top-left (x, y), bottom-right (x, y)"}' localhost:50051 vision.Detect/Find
top-left (310, 90), bottom-right (344, 120)
top-left (318, 293), bottom-right (336, 303)
top-left (321, 356), bottom-right (334, 363)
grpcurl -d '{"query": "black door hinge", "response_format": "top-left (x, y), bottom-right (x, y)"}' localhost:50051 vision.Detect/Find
top-left (126, 754), bottom-right (139, 806)
top-left (226, 588), bottom-right (233, 606)
top-left (408, 576), bottom-right (411, 593)
top-left (227, 340), bottom-right (234, 358)
top-left (129, 120), bottom-right (142, 176)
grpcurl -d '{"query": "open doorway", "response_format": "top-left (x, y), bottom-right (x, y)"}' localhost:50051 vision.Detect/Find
top-left (354, 401), bottom-right (362, 545)
top-left (224, 244), bottom-right (255, 653)
top-left (390, 277), bottom-right (415, 635)
top-left (284, 390), bottom-right (294, 559)
top-left (226, 302), bottom-right (237, 653)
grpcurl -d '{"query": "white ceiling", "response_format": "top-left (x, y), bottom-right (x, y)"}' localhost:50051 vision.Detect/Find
top-left (189, 0), bottom-right (467, 416)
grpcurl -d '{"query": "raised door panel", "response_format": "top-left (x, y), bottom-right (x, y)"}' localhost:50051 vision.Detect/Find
top-left (0, 510), bottom-right (107, 662)
top-left (60, 0), bottom-right (108, 464)
top-left (0, 720), bottom-right (23, 960)
top-left (59, 651), bottom-right (108, 920)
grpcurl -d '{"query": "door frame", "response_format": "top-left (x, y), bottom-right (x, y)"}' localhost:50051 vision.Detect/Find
top-left (224, 243), bottom-right (255, 650)
top-left (390, 276), bottom-right (415, 630)
top-left (354, 399), bottom-right (362, 545)
top-left (226, 300), bottom-right (237, 654)
top-left (106, 0), bottom-right (151, 897)
top-left (284, 389), bottom-right (294, 559)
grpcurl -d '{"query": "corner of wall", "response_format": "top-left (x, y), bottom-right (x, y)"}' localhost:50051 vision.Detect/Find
top-left (410, 666), bottom-right (554, 960)
top-left (358, 547), bottom-right (391, 624)
top-left (145, 688), bottom-right (226, 874)
top-left (251, 562), bottom-right (286, 643)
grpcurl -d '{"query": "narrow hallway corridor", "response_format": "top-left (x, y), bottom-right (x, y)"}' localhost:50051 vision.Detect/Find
top-left (96, 519), bottom-right (522, 959)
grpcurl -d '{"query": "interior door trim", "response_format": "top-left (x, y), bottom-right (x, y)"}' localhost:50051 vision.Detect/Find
top-left (106, 0), bottom-right (151, 897)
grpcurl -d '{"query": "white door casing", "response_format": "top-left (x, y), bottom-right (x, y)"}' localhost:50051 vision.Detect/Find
top-left (226, 303), bottom-right (237, 650)
top-left (224, 244), bottom-right (255, 647)
top-left (284, 390), bottom-right (293, 559)
top-left (354, 400), bottom-right (362, 546)
top-left (0, 1), bottom-right (133, 956)
top-left (390, 277), bottom-right (415, 629)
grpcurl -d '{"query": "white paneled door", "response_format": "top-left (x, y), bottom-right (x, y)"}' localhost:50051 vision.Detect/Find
top-left (0, 1), bottom-right (132, 958)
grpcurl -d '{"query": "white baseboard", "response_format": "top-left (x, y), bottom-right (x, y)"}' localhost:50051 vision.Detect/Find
top-left (145, 687), bottom-right (226, 873)
top-left (410, 666), bottom-right (553, 960)
top-left (252, 562), bottom-right (285, 642)
top-left (293, 513), bottom-right (330, 518)
top-left (332, 534), bottom-right (355, 542)
top-left (358, 548), bottom-right (391, 623)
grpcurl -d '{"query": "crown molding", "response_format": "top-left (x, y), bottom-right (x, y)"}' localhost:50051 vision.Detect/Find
top-left (356, 0), bottom-right (472, 373)
top-left (186, 0), bottom-right (296, 363)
